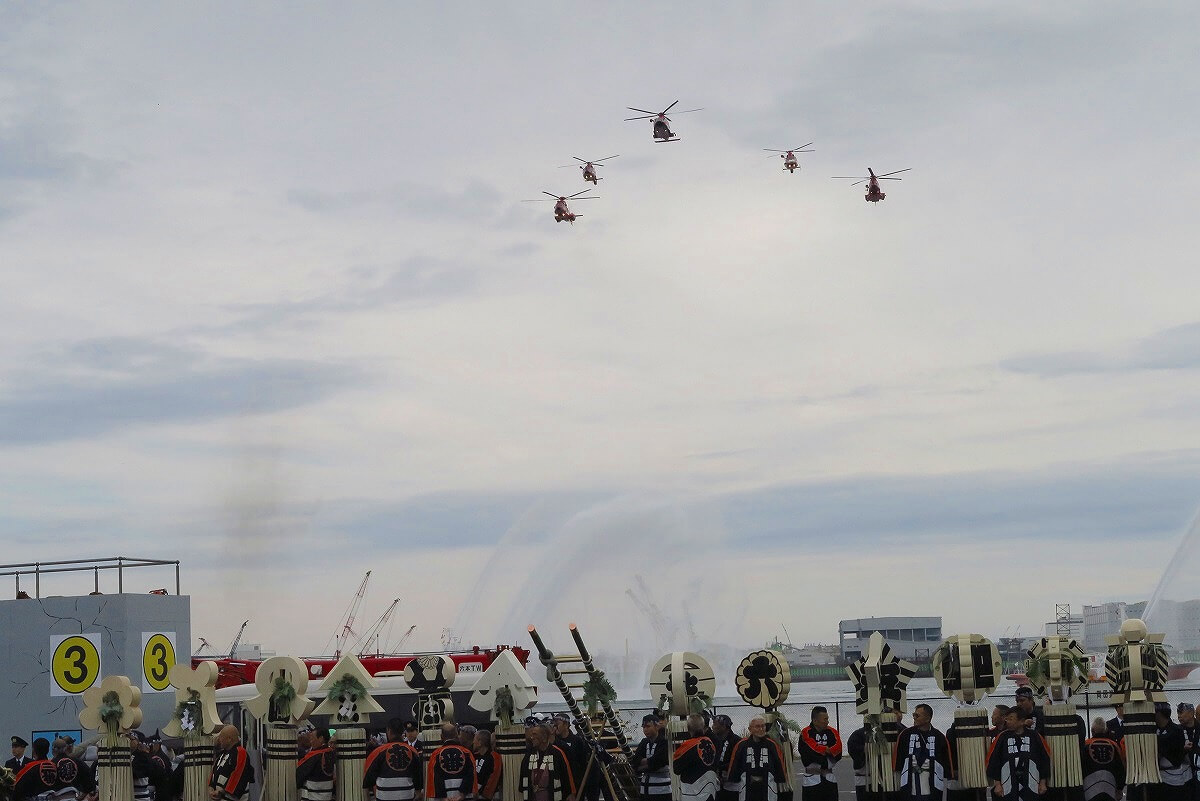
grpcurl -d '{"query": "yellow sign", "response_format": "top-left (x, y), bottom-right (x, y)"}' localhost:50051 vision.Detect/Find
top-left (51, 635), bottom-right (101, 695)
top-left (142, 633), bottom-right (176, 692)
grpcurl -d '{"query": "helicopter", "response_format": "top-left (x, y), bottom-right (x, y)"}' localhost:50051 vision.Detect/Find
top-left (624, 100), bottom-right (702, 143)
top-left (764, 143), bottom-right (814, 174)
top-left (560, 155), bottom-right (620, 185)
top-left (831, 167), bottom-right (912, 202)
top-left (522, 189), bottom-right (598, 224)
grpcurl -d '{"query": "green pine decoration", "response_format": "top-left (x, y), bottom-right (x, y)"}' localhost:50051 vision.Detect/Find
top-left (271, 675), bottom-right (298, 720)
top-left (581, 672), bottom-right (617, 714)
top-left (99, 690), bottom-right (124, 727)
top-left (493, 687), bottom-right (515, 727)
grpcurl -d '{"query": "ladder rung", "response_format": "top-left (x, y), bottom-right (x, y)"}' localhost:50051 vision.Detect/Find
top-left (559, 668), bottom-right (589, 675)
top-left (554, 655), bottom-right (584, 662)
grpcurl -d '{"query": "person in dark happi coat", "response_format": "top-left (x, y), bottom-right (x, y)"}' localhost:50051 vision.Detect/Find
top-left (364, 719), bottom-right (424, 801)
top-left (632, 715), bottom-right (670, 801)
top-left (298, 728), bottom-right (337, 801)
top-left (673, 714), bottom-right (720, 801)
top-left (895, 705), bottom-right (953, 801)
top-left (726, 717), bottom-right (789, 801)
top-left (11, 738), bottom-right (57, 801)
top-left (519, 723), bottom-right (574, 801)
top-left (1082, 718), bottom-right (1125, 801)
top-left (712, 715), bottom-right (742, 801)
top-left (1178, 704), bottom-right (1199, 801)
top-left (428, 723), bottom-right (477, 801)
top-left (988, 708), bottom-right (1051, 801)
top-left (1154, 705), bottom-right (1190, 801)
top-left (797, 707), bottom-right (842, 801)
top-left (846, 724), bottom-right (869, 801)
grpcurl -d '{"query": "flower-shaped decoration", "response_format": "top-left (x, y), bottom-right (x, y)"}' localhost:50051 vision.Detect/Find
top-left (79, 675), bottom-right (143, 733)
top-left (650, 651), bottom-right (717, 716)
top-left (933, 634), bottom-right (1002, 704)
top-left (403, 654), bottom-right (456, 693)
top-left (735, 650), bottom-right (790, 709)
top-left (312, 652), bottom-right (384, 725)
top-left (845, 632), bottom-right (916, 716)
top-left (163, 660), bottom-right (221, 737)
top-left (246, 656), bottom-right (311, 724)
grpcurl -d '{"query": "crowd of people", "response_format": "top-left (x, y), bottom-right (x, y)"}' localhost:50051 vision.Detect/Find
top-left (5, 690), bottom-right (1199, 801)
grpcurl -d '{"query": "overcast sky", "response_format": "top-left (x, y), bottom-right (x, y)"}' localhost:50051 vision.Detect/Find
top-left (3, 2), bottom-right (1199, 665)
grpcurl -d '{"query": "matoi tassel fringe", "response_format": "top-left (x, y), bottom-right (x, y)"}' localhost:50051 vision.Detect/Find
top-left (96, 732), bottom-right (132, 801)
top-left (953, 707), bottom-right (990, 789)
top-left (182, 734), bottom-right (215, 801)
top-left (1121, 701), bottom-right (1162, 786)
top-left (495, 722), bottom-right (526, 801)
top-left (1043, 703), bottom-right (1083, 789)
top-left (866, 712), bottom-right (901, 792)
top-left (265, 724), bottom-right (299, 801)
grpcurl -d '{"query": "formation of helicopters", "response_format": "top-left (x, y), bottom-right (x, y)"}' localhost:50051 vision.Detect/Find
top-left (526, 100), bottom-right (912, 223)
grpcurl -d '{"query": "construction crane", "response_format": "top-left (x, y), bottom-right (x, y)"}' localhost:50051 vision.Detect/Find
top-left (353, 598), bottom-right (401, 656)
top-left (193, 637), bottom-right (214, 658)
top-left (392, 624), bottom-right (416, 652)
top-left (227, 621), bottom-right (249, 659)
top-left (325, 571), bottom-right (371, 657)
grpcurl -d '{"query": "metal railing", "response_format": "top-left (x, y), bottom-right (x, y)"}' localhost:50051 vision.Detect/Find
top-left (0, 556), bottom-right (181, 598)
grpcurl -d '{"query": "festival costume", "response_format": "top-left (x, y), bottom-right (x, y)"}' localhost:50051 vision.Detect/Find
top-left (726, 737), bottom-right (789, 801)
top-left (12, 758), bottom-right (58, 801)
top-left (633, 734), bottom-right (671, 801)
top-left (1154, 722), bottom-right (1189, 801)
top-left (53, 753), bottom-right (96, 799)
top-left (894, 726), bottom-right (953, 801)
top-left (519, 746), bottom-right (574, 801)
top-left (298, 747), bottom-right (337, 801)
top-left (986, 730), bottom-right (1051, 801)
top-left (133, 748), bottom-right (165, 801)
top-left (555, 735), bottom-right (589, 796)
top-left (797, 726), bottom-right (842, 801)
top-left (1181, 725), bottom-right (1199, 801)
top-left (714, 732), bottom-right (743, 801)
top-left (1082, 738), bottom-right (1124, 801)
top-left (363, 741), bottom-right (423, 801)
top-left (672, 737), bottom-right (719, 801)
top-left (473, 751), bottom-right (502, 801)
top-left (209, 744), bottom-right (253, 801)
top-left (427, 742), bottom-right (477, 800)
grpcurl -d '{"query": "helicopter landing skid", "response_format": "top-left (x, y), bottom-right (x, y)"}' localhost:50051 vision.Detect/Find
top-left (655, 138), bottom-right (680, 143)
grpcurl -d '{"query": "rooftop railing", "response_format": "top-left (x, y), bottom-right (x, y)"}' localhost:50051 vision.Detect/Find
top-left (0, 556), bottom-right (181, 598)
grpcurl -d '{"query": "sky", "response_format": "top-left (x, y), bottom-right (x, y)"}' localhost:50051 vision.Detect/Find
top-left (3, 2), bottom-right (1200, 665)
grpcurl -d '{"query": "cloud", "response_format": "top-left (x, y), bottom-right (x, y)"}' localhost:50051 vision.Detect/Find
top-left (288, 179), bottom-right (505, 223)
top-left (1002, 322), bottom-right (1200, 377)
top-left (0, 338), bottom-right (358, 445)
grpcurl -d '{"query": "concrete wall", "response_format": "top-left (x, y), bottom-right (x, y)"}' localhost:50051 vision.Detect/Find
top-left (0, 593), bottom-right (190, 744)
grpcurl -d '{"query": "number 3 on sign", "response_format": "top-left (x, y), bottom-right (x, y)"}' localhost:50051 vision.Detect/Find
top-left (142, 632), bottom-right (177, 692)
top-left (50, 634), bottom-right (103, 697)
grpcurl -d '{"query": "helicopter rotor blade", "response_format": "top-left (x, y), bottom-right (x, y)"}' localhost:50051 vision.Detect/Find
top-left (671, 108), bottom-right (703, 115)
top-left (831, 176), bottom-right (868, 180)
top-left (791, 143), bottom-right (815, 151)
top-left (624, 114), bottom-right (655, 121)
top-left (763, 149), bottom-right (788, 153)
top-left (876, 168), bottom-right (912, 178)
top-left (627, 107), bottom-right (657, 115)
top-left (572, 156), bottom-right (589, 164)
top-left (567, 189), bottom-right (598, 199)
top-left (593, 155), bottom-right (620, 163)
top-left (542, 191), bottom-right (561, 199)
top-left (521, 199), bottom-right (554, 203)
top-left (662, 100), bottom-right (680, 114)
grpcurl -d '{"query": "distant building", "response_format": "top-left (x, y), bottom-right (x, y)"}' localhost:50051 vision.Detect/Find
top-left (1082, 601), bottom-right (1146, 652)
top-left (839, 616), bottom-right (942, 663)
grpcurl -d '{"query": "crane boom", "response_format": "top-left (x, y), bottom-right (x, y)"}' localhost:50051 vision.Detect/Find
top-left (354, 598), bottom-right (401, 656)
top-left (227, 621), bottom-right (249, 659)
top-left (334, 570), bottom-right (372, 657)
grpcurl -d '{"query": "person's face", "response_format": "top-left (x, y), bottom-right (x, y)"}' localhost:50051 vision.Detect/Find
top-left (554, 720), bottom-right (569, 738)
top-left (1115, 705), bottom-right (1124, 720)
top-left (712, 720), bottom-right (728, 737)
top-left (1180, 708), bottom-right (1195, 726)
top-left (216, 730), bottom-right (235, 749)
top-left (530, 728), bottom-right (549, 750)
top-left (405, 726), bottom-right (418, 740)
top-left (813, 711), bottom-right (829, 730)
top-left (748, 719), bottom-right (767, 739)
top-left (1004, 712), bottom-right (1022, 732)
top-left (642, 721), bottom-right (657, 738)
top-left (1016, 695), bottom-right (1033, 712)
top-left (473, 733), bottom-right (488, 753)
top-left (11, 744), bottom-right (24, 758)
top-left (913, 707), bottom-right (932, 729)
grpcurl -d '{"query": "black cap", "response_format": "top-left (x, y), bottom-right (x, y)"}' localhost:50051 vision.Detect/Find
top-left (714, 714), bottom-right (732, 727)
top-left (129, 731), bottom-right (147, 743)
top-left (11, 736), bottom-right (28, 748)
top-left (642, 714), bottom-right (661, 725)
top-left (1178, 702), bottom-right (1195, 713)
top-left (523, 715), bottom-right (541, 728)
top-left (551, 713), bottom-right (571, 723)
